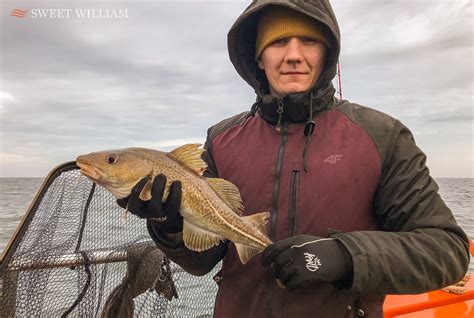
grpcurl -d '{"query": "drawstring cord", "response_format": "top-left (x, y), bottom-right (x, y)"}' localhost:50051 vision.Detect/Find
top-left (241, 101), bottom-right (260, 126)
top-left (303, 92), bottom-right (316, 173)
top-left (250, 101), bottom-right (259, 117)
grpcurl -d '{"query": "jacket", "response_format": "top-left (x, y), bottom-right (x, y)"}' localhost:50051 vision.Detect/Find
top-left (148, 1), bottom-right (470, 317)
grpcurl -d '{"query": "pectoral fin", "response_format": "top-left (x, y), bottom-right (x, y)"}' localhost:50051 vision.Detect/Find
top-left (182, 220), bottom-right (224, 252)
top-left (138, 177), bottom-right (154, 201)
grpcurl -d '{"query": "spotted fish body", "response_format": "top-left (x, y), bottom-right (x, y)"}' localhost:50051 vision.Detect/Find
top-left (76, 144), bottom-right (272, 264)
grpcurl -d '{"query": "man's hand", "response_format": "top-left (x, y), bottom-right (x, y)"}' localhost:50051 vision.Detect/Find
top-left (117, 174), bottom-right (183, 233)
top-left (260, 235), bottom-right (353, 290)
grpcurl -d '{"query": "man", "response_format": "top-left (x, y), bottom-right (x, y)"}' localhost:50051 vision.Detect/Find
top-left (119, 1), bottom-right (470, 317)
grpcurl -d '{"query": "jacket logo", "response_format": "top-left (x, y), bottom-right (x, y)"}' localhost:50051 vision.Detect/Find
top-left (324, 155), bottom-right (343, 164)
top-left (303, 252), bottom-right (321, 272)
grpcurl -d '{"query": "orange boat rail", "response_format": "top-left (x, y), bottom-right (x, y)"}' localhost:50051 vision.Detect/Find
top-left (384, 280), bottom-right (474, 317)
top-left (384, 241), bottom-right (474, 317)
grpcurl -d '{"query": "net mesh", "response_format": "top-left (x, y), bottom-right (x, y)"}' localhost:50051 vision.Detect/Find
top-left (0, 163), bottom-right (219, 317)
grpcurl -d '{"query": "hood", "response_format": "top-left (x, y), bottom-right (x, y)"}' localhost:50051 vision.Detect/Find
top-left (228, 0), bottom-right (341, 117)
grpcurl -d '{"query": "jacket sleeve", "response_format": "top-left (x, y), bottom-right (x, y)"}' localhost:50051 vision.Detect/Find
top-left (147, 133), bottom-right (228, 276)
top-left (147, 221), bottom-right (228, 276)
top-left (333, 120), bottom-right (470, 294)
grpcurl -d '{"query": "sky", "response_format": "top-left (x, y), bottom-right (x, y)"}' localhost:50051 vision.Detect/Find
top-left (0, 0), bottom-right (472, 178)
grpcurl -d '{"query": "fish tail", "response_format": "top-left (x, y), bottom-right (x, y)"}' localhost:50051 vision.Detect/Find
top-left (235, 212), bottom-right (272, 265)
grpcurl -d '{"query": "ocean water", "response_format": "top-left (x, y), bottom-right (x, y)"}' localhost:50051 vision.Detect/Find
top-left (0, 177), bottom-right (473, 272)
top-left (0, 177), bottom-right (45, 254)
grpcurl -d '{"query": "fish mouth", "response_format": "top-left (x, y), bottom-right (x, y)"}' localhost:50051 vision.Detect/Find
top-left (76, 160), bottom-right (102, 181)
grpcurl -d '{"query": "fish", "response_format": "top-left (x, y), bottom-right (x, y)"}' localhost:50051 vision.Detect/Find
top-left (101, 243), bottom-right (177, 318)
top-left (76, 144), bottom-right (272, 264)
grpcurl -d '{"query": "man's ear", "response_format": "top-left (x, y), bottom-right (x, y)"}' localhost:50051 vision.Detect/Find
top-left (257, 59), bottom-right (264, 70)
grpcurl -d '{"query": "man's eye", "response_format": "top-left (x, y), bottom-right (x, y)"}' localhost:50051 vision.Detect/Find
top-left (301, 37), bottom-right (318, 45)
top-left (270, 38), bottom-right (288, 46)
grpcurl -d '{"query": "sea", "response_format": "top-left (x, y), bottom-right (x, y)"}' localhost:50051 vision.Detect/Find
top-left (1, 177), bottom-right (473, 274)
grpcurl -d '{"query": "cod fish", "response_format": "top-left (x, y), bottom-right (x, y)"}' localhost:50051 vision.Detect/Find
top-left (102, 243), bottom-right (177, 318)
top-left (76, 144), bottom-right (272, 264)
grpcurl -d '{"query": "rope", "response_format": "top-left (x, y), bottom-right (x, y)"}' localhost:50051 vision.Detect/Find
top-left (442, 274), bottom-right (471, 295)
top-left (61, 251), bottom-right (92, 317)
top-left (74, 183), bottom-right (96, 253)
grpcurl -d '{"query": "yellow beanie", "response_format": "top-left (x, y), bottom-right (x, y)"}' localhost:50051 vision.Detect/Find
top-left (255, 6), bottom-right (330, 60)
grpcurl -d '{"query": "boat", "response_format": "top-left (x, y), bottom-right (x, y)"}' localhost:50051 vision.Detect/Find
top-left (384, 274), bottom-right (474, 317)
top-left (1, 161), bottom-right (472, 317)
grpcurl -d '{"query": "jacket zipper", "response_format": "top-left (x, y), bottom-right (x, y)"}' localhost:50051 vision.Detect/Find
top-left (270, 103), bottom-right (287, 239)
top-left (288, 169), bottom-right (300, 236)
top-left (267, 121), bottom-right (288, 318)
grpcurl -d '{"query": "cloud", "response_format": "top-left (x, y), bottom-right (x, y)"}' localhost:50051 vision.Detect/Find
top-left (0, 0), bottom-right (472, 177)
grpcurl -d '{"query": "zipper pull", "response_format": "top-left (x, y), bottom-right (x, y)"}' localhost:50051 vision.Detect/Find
top-left (275, 100), bottom-right (284, 133)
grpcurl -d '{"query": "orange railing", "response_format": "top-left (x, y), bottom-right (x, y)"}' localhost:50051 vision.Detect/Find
top-left (384, 240), bottom-right (474, 317)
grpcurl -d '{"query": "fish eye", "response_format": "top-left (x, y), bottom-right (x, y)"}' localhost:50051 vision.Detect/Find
top-left (106, 154), bottom-right (118, 164)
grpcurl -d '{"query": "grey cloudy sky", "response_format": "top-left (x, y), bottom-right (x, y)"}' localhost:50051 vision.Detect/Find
top-left (0, 0), bottom-right (472, 177)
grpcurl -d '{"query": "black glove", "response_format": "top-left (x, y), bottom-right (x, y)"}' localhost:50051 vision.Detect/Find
top-left (260, 235), bottom-right (353, 290)
top-left (117, 174), bottom-right (183, 233)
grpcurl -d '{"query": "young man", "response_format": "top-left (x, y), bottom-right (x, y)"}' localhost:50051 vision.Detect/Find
top-left (119, 1), bottom-right (470, 317)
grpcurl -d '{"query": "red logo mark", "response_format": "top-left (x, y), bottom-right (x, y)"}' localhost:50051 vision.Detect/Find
top-left (10, 9), bottom-right (29, 18)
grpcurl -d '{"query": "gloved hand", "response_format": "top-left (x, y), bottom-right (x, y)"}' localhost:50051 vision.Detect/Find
top-left (260, 235), bottom-right (353, 290)
top-left (117, 174), bottom-right (183, 233)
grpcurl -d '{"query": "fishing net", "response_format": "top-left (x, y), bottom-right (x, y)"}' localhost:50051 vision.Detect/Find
top-left (0, 162), bottom-right (220, 318)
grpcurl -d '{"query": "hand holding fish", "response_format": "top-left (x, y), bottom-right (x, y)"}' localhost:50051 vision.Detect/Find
top-left (117, 174), bottom-right (184, 233)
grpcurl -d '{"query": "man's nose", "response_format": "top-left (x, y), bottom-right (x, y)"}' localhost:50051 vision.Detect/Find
top-left (284, 38), bottom-right (303, 63)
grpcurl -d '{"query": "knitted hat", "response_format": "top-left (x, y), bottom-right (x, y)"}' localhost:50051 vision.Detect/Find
top-left (255, 6), bottom-right (331, 60)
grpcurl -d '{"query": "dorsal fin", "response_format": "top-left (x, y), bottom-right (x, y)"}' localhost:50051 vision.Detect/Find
top-left (206, 178), bottom-right (243, 215)
top-left (168, 144), bottom-right (207, 175)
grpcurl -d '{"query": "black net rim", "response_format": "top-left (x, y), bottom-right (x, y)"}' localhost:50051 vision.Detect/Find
top-left (0, 161), bottom-right (78, 271)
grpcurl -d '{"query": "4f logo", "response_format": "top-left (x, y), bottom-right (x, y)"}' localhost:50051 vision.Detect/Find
top-left (303, 252), bottom-right (322, 272)
top-left (324, 154), bottom-right (343, 164)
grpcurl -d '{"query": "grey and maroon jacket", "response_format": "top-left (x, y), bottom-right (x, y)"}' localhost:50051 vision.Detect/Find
top-left (148, 1), bottom-right (470, 317)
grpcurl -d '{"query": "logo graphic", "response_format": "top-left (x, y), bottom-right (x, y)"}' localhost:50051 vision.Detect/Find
top-left (303, 252), bottom-right (322, 272)
top-left (10, 9), bottom-right (29, 18)
top-left (9, 8), bottom-right (128, 20)
top-left (324, 154), bottom-right (343, 164)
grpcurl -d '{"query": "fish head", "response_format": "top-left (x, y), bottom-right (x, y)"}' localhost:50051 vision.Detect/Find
top-left (76, 149), bottom-right (153, 199)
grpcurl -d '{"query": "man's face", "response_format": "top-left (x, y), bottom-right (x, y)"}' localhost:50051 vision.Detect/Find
top-left (258, 37), bottom-right (326, 97)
